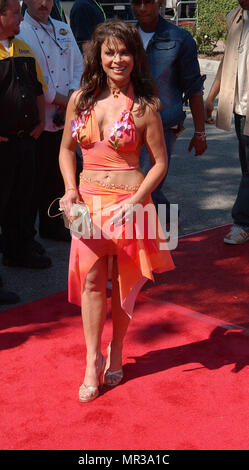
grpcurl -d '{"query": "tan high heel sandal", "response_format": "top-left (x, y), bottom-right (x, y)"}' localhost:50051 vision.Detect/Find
top-left (79, 353), bottom-right (106, 403)
top-left (104, 343), bottom-right (123, 387)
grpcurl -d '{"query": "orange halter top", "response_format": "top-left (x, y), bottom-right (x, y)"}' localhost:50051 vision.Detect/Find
top-left (71, 83), bottom-right (140, 171)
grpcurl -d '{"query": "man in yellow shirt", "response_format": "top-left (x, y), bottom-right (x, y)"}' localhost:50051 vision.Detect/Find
top-left (0, 0), bottom-right (51, 273)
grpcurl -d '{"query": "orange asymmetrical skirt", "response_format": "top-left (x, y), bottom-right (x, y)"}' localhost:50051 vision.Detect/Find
top-left (68, 181), bottom-right (174, 317)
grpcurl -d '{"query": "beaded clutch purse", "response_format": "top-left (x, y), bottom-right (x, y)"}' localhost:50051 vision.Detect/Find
top-left (48, 199), bottom-right (93, 238)
top-left (62, 202), bottom-right (93, 237)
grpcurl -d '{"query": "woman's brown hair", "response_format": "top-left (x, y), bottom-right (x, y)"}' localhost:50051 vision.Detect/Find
top-left (75, 19), bottom-right (160, 116)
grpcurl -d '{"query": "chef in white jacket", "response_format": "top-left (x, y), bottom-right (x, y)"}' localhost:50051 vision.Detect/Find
top-left (18, 0), bottom-right (84, 243)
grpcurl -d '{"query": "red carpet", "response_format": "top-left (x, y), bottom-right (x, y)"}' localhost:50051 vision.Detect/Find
top-left (1, 225), bottom-right (249, 450)
top-left (146, 224), bottom-right (249, 325)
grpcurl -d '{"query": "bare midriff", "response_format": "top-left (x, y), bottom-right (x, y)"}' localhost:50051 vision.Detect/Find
top-left (80, 168), bottom-right (145, 191)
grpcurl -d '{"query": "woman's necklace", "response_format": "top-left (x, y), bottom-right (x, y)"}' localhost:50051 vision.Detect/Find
top-left (108, 80), bottom-right (130, 99)
top-left (112, 88), bottom-right (121, 99)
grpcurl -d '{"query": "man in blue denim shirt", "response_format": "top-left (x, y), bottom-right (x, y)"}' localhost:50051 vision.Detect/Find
top-left (131, 0), bottom-right (207, 216)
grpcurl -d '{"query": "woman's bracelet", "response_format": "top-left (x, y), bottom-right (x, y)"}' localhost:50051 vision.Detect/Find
top-left (194, 131), bottom-right (206, 138)
top-left (66, 187), bottom-right (77, 193)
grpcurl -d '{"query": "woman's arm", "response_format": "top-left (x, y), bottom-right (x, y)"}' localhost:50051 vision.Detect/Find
top-left (131, 107), bottom-right (168, 205)
top-left (59, 91), bottom-right (79, 220)
top-left (109, 107), bottom-right (168, 227)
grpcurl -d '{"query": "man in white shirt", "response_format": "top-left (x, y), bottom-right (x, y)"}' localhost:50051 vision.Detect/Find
top-left (205, 0), bottom-right (249, 245)
top-left (18, 0), bottom-right (83, 241)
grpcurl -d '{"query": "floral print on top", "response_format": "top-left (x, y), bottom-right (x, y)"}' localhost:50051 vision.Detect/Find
top-left (71, 107), bottom-right (134, 150)
top-left (108, 110), bottom-right (133, 150)
top-left (70, 108), bottom-right (92, 145)
top-left (69, 83), bottom-right (140, 171)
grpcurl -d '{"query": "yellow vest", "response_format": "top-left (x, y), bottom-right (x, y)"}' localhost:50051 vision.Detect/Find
top-left (0, 37), bottom-right (47, 93)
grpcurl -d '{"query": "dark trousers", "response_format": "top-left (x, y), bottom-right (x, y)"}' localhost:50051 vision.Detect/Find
top-left (34, 129), bottom-right (65, 236)
top-left (232, 114), bottom-right (249, 230)
top-left (0, 136), bottom-right (36, 260)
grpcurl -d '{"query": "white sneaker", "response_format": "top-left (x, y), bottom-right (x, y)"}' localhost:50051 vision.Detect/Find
top-left (224, 225), bottom-right (249, 245)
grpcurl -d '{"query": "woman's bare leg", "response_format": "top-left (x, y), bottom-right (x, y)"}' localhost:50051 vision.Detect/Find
top-left (81, 256), bottom-right (108, 386)
top-left (107, 255), bottom-right (130, 371)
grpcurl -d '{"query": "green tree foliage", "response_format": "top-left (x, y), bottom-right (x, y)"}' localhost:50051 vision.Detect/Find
top-left (185, 0), bottom-right (239, 55)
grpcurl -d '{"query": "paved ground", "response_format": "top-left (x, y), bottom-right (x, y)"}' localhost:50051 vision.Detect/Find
top-left (0, 59), bottom-right (240, 311)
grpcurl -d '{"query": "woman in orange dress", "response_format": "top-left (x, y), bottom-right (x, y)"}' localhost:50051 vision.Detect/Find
top-left (59, 19), bottom-right (174, 403)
